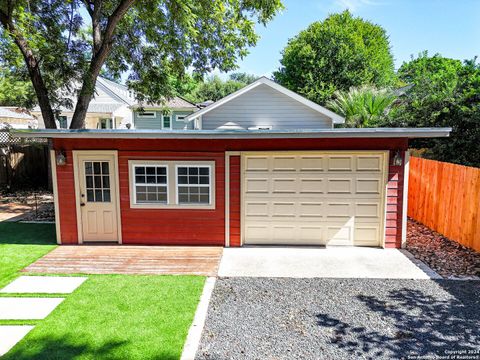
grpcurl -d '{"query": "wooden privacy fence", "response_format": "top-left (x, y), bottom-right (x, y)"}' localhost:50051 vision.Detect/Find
top-left (408, 157), bottom-right (480, 252)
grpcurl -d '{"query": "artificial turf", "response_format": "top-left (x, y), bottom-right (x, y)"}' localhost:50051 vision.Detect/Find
top-left (3, 275), bottom-right (205, 360)
top-left (0, 222), bottom-right (57, 288)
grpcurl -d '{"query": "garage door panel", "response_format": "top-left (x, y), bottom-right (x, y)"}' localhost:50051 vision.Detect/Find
top-left (326, 226), bottom-right (352, 246)
top-left (245, 178), bottom-right (269, 193)
top-left (327, 178), bottom-right (353, 194)
top-left (272, 178), bottom-right (297, 193)
top-left (327, 156), bottom-right (354, 171)
top-left (272, 156), bottom-right (297, 171)
top-left (356, 155), bottom-right (382, 172)
top-left (354, 226), bottom-right (380, 246)
top-left (245, 156), bottom-right (269, 171)
top-left (299, 178), bottom-right (325, 194)
top-left (356, 179), bottom-right (382, 194)
top-left (242, 152), bottom-right (386, 247)
top-left (272, 202), bottom-right (296, 217)
top-left (299, 156), bottom-right (325, 171)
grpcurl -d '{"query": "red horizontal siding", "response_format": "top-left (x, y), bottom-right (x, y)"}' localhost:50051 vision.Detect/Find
top-left (55, 151), bottom-right (78, 244)
top-left (118, 151), bottom-right (225, 246)
top-left (53, 138), bottom-right (407, 247)
top-left (229, 156), bottom-right (241, 247)
top-left (385, 150), bottom-right (405, 248)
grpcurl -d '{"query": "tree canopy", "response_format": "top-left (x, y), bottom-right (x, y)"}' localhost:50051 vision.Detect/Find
top-left (392, 52), bottom-right (480, 167)
top-left (180, 72), bottom-right (256, 103)
top-left (0, 0), bottom-right (283, 128)
top-left (0, 66), bottom-right (36, 107)
top-left (274, 10), bottom-right (395, 104)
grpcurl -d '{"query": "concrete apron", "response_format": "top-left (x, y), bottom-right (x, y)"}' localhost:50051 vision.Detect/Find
top-left (218, 247), bottom-right (440, 279)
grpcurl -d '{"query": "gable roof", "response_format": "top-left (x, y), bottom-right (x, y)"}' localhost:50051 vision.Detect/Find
top-left (184, 77), bottom-right (345, 124)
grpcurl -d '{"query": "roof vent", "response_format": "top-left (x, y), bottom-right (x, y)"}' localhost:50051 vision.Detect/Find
top-left (248, 125), bottom-right (272, 130)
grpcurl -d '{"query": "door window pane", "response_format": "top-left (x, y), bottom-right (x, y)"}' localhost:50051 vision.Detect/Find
top-left (84, 161), bottom-right (111, 203)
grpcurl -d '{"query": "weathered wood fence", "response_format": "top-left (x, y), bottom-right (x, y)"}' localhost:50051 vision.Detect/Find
top-left (408, 156), bottom-right (480, 252)
top-left (0, 130), bottom-right (49, 189)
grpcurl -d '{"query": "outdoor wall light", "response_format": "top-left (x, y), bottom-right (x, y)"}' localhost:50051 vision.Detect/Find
top-left (56, 150), bottom-right (67, 166)
top-left (393, 150), bottom-right (403, 166)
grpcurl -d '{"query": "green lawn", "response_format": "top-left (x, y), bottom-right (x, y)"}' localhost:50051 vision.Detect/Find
top-left (0, 222), bottom-right (57, 288)
top-left (0, 222), bottom-right (206, 360)
top-left (3, 275), bottom-right (205, 360)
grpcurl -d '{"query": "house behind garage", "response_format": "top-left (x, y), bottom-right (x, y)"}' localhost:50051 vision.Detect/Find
top-left (17, 77), bottom-right (451, 248)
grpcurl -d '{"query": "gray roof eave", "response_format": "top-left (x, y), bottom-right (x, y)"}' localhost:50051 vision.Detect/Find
top-left (13, 127), bottom-right (452, 139)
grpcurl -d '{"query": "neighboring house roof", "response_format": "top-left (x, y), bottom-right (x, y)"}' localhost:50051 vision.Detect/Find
top-left (15, 127), bottom-right (452, 139)
top-left (131, 96), bottom-right (197, 110)
top-left (0, 107), bottom-right (34, 120)
top-left (184, 77), bottom-right (345, 124)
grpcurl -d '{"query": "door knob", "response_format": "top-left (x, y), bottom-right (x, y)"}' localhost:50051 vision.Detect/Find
top-left (80, 203), bottom-right (85, 207)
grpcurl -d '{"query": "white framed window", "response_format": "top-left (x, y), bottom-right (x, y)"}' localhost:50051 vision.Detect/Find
top-left (176, 165), bottom-right (211, 205)
top-left (132, 164), bottom-right (168, 204)
top-left (128, 160), bottom-right (215, 209)
top-left (137, 111), bottom-right (156, 118)
top-left (176, 115), bottom-right (187, 123)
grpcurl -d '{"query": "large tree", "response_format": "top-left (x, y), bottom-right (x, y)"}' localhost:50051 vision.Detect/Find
top-left (274, 10), bottom-right (395, 104)
top-left (0, 0), bottom-right (282, 128)
top-left (393, 52), bottom-right (480, 167)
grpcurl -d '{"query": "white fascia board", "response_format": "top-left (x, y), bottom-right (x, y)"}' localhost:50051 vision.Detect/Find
top-left (184, 77), bottom-right (345, 124)
top-left (13, 127), bottom-right (452, 139)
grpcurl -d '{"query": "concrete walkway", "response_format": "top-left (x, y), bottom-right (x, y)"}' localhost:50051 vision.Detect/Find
top-left (219, 247), bottom-right (439, 279)
top-left (0, 275), bottom-right (88, 356)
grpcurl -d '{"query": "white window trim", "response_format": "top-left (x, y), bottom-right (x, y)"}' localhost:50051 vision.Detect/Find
top-left (132, 164), bottom-right (169, 205)
top-left (128, 160), bottom-right (215, 209)
top-left (162, 115), bottom-right (172, 130)
top-left (137, 111), bottom-right (156, 119)
top-left (175, 114), bottom-right (187, 123)
top-left (175, 165), bottom-right (213, 206)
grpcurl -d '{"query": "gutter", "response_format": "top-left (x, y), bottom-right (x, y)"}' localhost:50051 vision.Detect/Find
top-left (13, 127), bottom-right (452, 140)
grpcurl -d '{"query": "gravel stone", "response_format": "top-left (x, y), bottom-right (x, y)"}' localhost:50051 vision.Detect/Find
top-left (195, 278), bottom-right (480, 360)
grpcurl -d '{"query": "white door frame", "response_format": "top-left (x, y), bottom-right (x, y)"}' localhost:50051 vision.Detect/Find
top-left (73, 150), bottom-right (122, 244)
top-left (239, 150), bottom-right (389, 248)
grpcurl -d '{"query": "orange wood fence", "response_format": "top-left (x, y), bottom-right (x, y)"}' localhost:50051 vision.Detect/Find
top-left (408, 157), bottom-right (480, 252)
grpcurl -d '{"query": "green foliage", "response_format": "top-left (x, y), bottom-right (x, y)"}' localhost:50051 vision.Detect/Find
top-left (181, 72), bottom-right (257, 103)
top-left (327, 86), bottom-right (397, 128)
top-left (393, 52), bottom-right (480, 167)
top-left (274, 10), bottom-right (395, 104)
top-left (0, 66), bottom-right (36, 107)
top-left (0, 0), bottom-right (283, 127)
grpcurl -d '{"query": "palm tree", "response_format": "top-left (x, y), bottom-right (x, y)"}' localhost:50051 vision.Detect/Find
top-left (327, 86), bottom-right (398, 127)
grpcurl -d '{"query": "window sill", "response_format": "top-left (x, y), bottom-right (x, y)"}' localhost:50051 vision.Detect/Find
top-left (129, 203), bottom-right (216, 210)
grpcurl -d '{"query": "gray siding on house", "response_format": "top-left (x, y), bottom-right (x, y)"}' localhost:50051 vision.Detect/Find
top-left (201, 84), bottom-right (333, 130)
top-left (134, 110), bottom-right (194, 130)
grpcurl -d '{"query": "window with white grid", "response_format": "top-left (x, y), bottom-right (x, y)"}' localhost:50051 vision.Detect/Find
top-left (176, 166), bottom-right (211, 205)
top-left (133, 165), bottom-right (168, 204)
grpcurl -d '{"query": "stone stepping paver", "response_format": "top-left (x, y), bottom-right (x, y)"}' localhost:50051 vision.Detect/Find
top-left (0, 326), bottom-right (34, 356)
top-left (0, 276), bottom-right (87, 294)
top-left (0, 298), bottom-right (64, 320)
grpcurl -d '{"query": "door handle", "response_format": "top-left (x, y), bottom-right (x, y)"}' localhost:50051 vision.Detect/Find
top-left (80, 203), bottom-right (85, 207)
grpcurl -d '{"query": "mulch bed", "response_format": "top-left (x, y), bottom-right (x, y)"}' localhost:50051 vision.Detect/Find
top-left (0, 189), bottom-right (54, 222)
top-left (406, 218), bottom-right (480, 279)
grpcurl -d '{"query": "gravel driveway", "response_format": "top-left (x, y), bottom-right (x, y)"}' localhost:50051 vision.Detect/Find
top-left (195, 278), bottom-right (480, 360)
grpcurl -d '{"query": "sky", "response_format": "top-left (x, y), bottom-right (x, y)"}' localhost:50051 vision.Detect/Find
top-left (224, 0), bottom-right (480, 78)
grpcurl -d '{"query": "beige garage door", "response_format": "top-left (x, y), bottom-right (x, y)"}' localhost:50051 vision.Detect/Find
top-left (242, 152), bottom-right (388, 246)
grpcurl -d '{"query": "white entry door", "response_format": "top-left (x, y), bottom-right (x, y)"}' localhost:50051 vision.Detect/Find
top-left (242, 151), bottom-right (388, 247)
top-left (75, 151), bottom-right (120, 242)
